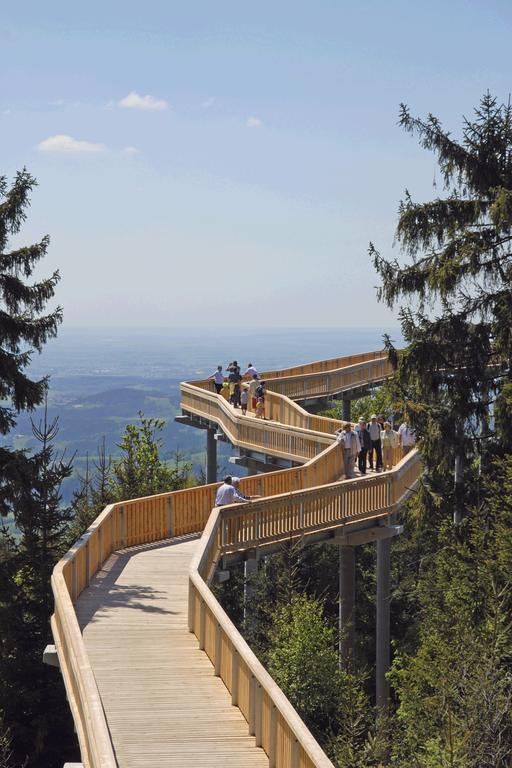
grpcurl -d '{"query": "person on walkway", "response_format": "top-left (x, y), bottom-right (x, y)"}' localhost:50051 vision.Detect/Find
top-left (215, 476), bottom-right (248, 506)
top-left (255, 397), bottom-right (265, 419)
top-left (368, 414), bottom-right (383, 471)
top-left (243, 363), bottom-right (259, 379)
top-left (228, 366), bottom-right (242, 408)
top-left (355, 418), bottom-right (371, 475)
top-left (381, 421), bottom-right (398, 470)
top-left (232, 477), bottom-right (260, 501)
top-left (398, 419), bottom-right (416, 456)
top-left (336, 422), bottom-right (360, 479)
top-left (255, 380), bottom-right (266, 403)
top-left (209, 365), bottom-right (224, 394)
top-left (240, 388), bottom-right (248, 415)
top-left (248, 374), bottom-right (259, 410)
top-left (226, 360), bottom-right (238, 373)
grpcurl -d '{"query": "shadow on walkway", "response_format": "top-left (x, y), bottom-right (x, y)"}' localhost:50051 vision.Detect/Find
top-left (76, 533), bottom-right (200, 629)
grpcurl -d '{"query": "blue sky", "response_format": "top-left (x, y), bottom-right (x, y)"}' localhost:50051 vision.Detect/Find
top-left (1, 1), bottom-right (511, 328)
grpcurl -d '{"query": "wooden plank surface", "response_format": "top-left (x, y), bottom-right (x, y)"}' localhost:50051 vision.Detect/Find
top-left (75, 536), bottom-right (268, 768)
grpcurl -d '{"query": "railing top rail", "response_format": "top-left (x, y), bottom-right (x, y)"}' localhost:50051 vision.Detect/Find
top-left (258, 348), bottom-right (387, 379)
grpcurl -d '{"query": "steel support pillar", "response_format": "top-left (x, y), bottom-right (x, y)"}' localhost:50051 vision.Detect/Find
top-left (342, 397), bottom-right (351, 422)
top-left (376, 537), bottom-right (391, 713)
top-left (339, 544), bottom-right (356, 668)
top-left (206, 427), bottom-right (217, 484)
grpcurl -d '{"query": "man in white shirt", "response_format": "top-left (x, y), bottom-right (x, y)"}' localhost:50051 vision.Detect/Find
top-left (209, 366), bottom-right (225, 394)
top-left (243, 363), bottom-right (259, 379)
top-left (335, 423), bottom-right (361, 479)
top-left (398, 421), bottom-right (416, 456)
top-left (215, 476), bottom-right (257, 506)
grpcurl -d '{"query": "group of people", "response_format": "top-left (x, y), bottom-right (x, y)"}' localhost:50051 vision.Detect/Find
top-left (209, 362), bottom-right (267, 419)
top-left (335, 415), bottom-right (415, 479)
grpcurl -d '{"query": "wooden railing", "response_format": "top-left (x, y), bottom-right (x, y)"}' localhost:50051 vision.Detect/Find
top-left (52, 349), bottom-right (415, 768)
top-left (259, 349), bottom-right (388, 380)
top-left (188, 449), bottom-right (422, 767)
top-left (181, 382), bottom-right (334, 462)
top-left (262, 358), bottom-right (393, 400)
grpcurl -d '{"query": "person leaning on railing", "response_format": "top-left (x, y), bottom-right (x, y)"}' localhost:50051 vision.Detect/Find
top-left (215, 476), bottom-right (260, 506)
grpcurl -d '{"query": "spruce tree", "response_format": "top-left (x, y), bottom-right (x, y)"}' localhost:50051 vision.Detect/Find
top-left (0, 171), bottom-right (76, 766)
top-left (371, 93), bottom-right (512, 522)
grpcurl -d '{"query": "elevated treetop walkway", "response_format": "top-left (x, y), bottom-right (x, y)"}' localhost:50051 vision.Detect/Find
top-left (50, 350), bottom-right (421, 768)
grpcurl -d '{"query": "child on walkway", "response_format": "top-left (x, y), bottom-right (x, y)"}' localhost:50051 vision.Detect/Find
top-left (240, 388), bottom-right (248, 415)
top-left (255, 397), bottom-right (265, 419)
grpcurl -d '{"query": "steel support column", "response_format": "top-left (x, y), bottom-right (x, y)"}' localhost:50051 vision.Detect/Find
top-left (376, 537), bottom-right (391, 712)
top-left (206, 427), bottom-right (217, 484)
top-left (339, 544), bottom-right (355, 667)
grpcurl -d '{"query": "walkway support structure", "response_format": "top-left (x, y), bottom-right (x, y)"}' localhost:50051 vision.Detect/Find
top-left (339, 545), bottom-right (355, 667)
top-left (376, 537), bottom-right (391, 713)
top-left (51, 348), bottom-right (421, 768)
top-left (206, 426), bottom-right (217, 484)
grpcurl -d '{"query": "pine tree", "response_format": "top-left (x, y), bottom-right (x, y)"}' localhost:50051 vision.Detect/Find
top-left (0, 171), bottom-right (76, 766)
top-left (0, 403), bottom-right (77, 766)
top-left (110, 412), bottom-right (191, 500)
top-left (371, 93), bottom-right (512, 522)
top-left (0, 170), bottom-right (62, 514)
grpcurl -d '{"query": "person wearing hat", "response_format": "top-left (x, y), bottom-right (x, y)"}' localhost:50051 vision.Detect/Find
top-left (367, 414), bottom-right (383, 471)
top-left (355, 418), bottom-right (372, 475)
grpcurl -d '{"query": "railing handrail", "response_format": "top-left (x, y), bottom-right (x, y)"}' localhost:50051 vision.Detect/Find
top-left (258, 349), bottom-right (387, 380)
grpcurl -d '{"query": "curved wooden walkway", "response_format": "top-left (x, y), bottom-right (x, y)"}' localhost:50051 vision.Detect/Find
top-left (51, 349), bottom-right (420, 768)
top-left (76, 536), bottom-right (268, 768)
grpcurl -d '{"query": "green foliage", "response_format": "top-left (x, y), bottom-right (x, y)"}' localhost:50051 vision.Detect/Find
top-left (0, 170), bottom-right (62, 438)
top-left (267, 594), bottom-right (341, 740)
top-left (0, 404), bottom-right (78, 766)
top-left (0, 171), bottom-right (78, 767)
top-left (110, 411), bottom-right (191, 501)
top-left (388, 457), bottom-right (512, 767)
top-left (371, 93), bottom-right (512, 526)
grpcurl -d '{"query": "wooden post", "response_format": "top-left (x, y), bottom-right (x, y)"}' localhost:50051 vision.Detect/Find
top-left (254, 683), bottom-right (262, 747)
top-left (166, 496), bottom-right (174, 538)
top-left (269, 703), bottom-right (277, 768)
top-left (249, 675), bottom-right (256, 736)
top-left (119, 505), bottom-right (126, 547)
top-left (199, 600), bottom-right (206, 650)
top-left (231, 649), bottom-right (239, 706)
top-left (214, 622), bottom-right (222, 676)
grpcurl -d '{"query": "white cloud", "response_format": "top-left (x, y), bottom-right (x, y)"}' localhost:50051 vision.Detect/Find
top-left (118, 91), bottom-right (168, 111)
top-left (37, 134), bottom-right (106, 153)
top-left (123, 145), bottom-right (140, 155)
top-left (202, 97), bottom-right (215, 109)
top-left (246, 116), bottom-right (263, 128)
top-left (2, 109), bottom-right (11, 116)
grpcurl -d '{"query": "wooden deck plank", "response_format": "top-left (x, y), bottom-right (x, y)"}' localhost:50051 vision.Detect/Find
top-left (75, 537), bottom-right (268, 768)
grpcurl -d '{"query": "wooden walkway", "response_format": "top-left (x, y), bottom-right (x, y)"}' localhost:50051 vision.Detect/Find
top-left (75, 536), bottom-right (269, 768)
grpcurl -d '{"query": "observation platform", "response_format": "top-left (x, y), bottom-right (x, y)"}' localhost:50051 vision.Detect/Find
top-left (51, 349), bottom-right (421, 768)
